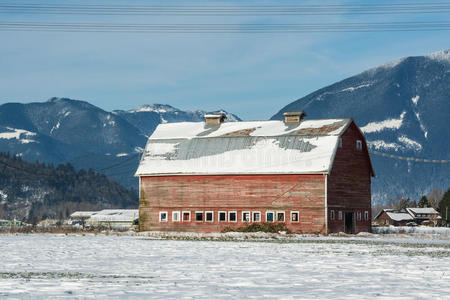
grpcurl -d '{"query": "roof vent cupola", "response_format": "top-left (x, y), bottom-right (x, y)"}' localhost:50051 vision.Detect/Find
top-left (204, 113), bottom-right (227, 126)
top-left (283, 111), bottom-right (306, 123)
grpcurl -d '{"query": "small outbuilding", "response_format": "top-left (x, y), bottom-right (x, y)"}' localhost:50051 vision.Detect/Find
top-left (136, 112), bottom-right (375, 234)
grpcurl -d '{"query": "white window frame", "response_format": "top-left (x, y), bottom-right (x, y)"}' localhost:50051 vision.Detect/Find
top-left (266, 211), bottom-right (275, 222)
top-left (356, 140), bottom-right (362, 150)
top-left (242, 211), bottom-right (251, 222)
top-left (195, 211), bottom-right (204, 222)
top-left (218, 211), bottom-right (227, 222)
top-left (338, 137), bottom-right (343, 148)
top-left (228, 211), bottom-right (237, 222)
top-left (276, 211), bottom-right (285, 222)
top-left (290, 211), bottom-right (299, 222)
top-left (205, 211), bottom-right (214, 222)
top-left (182, 211), bottom-right (191, 222)
top-left (364, 211), bottom-right (369, 221)
top-left (338, 211), bottom-right (343, 221)
top-left (252, 211), bottom-right (261, 222)
top-left (172, 211), bottom-right (180, 222)
top-left (357, 211), bottom-right (362, 221)
top-left (330, 210), bottom-right (335, 220)
top-left (159, 211), bottom-right (168, 222)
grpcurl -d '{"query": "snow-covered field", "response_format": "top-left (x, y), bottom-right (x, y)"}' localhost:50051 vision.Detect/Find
top-left (1, 234), bottom-right (449, 299)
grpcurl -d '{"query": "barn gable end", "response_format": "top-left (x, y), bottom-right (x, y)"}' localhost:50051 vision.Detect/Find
top-left (327, 121), bottom-right (374, 233)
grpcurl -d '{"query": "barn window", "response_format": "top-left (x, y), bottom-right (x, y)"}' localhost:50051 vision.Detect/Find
top-left (291, 211), bottom-right (299, 222)
top-left (330, 210), bottom-right (335, 220)
top-left (253, 212), bottom-right (261, 222)
top-left (229, 211), bottom-right (237, 222)
top-left (266, 211), bottom-right (274, 222)
top-left (356, 140), bottom-right (362, 150)
top-left (242, 211), bottom-right (250, 222)
top-left (172, 211), bottom-right (180, 222)
top-left (219, 211), bottom-right (227, 222)
top-left (338, 211), bottom-right (343, 220)
top-left (159, 211), bottom-right (168, 222)
top-left (364, 211), bottom-right (369, 221)
top-left (205, 211), bottom-right (214, 222)
top-left (195, 211), bottom-right (203, 222)
top-left (182, 211), bottom-right (191, 222)
top-left (357, 211), bottom-right (362, 221)
top-left (338, 138), bottom-right (343, 148)
top-left (277, 211), bottom-right (285, 222)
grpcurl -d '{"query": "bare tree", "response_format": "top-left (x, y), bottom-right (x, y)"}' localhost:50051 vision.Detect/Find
top-left (428, 189), bottom-right (444, 209)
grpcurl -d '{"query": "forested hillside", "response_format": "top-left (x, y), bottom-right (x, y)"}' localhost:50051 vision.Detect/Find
top-left (0, 152), bottom-right (137, 223)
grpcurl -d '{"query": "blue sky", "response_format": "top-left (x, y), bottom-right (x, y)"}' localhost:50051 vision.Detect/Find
top-left (1, 0), bottom-right (449, 120)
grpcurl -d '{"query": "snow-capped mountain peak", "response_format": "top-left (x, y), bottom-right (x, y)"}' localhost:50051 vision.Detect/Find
top-left (129, 104), bottom-right (178, 114)
top-left (427, 49), bottom-right (450, 63)
top-left (271, 50), bottom-right (450, 204)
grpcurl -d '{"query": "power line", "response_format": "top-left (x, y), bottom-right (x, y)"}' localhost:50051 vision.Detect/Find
top-left (104, 169), bottom-right (137, 178)
top-left (369, 150), bottom-right (450, 163)
top-left (1, 21), bottom-right (450, 33)
top-left (96, 153), bottom-right (140, 172)
top-left (2, 3), bottom-right (450, 16)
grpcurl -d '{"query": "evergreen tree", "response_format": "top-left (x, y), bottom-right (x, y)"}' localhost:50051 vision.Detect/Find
top-left (438, 189), bottom-right (450, 224)
top-left (396, 198), bottom-right (410, 210)
top-left (418, 196), bottom-right (430, 208)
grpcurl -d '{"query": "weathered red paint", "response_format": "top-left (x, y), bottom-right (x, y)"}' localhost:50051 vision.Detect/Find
top-left (327, 122), bottom-right (372, 233)
top-left (140, 174), bottom-right (327, 233)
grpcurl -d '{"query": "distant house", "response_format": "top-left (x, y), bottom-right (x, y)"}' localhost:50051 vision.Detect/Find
top-left (70, 209), bottom-right (138, 228)
top-left (136, 112), bottom-right (375, 234)
top-left (373, 209), bottom-right (414, 226)
top-left (374, 207), bottom-right (441, 226)
top-left (406, 207), bottom-right (441, 226)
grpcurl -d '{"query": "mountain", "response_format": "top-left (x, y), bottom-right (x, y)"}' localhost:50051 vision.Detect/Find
top-left (272, 50), bottom-right (450, 205)
top-left (0, 98), bottom-right (240, 190)
top-left (113, 104), bottom-right (241, 137)
top-left (0, 152), bottom-right (137, 222)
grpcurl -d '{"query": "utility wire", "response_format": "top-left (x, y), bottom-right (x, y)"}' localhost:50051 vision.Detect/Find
top-left (2, 3), bottom-right (450, 15)
top-left (369, 150), bottom-right (450, 163)
top-left (2, 21), bottom-right (450, 33)
top-left (96, 153), bottom-right (140, 172)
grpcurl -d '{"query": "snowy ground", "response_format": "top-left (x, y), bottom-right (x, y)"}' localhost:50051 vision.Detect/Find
top-left (1, 234), bottom-right (449, 299)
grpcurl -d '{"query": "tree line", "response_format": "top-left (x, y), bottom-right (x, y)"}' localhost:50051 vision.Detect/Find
top-left (0, 152), bottom-right (138, 223)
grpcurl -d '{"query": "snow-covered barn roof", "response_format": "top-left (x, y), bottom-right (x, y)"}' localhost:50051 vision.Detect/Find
top-left (136, 119), bottom-right (360, 176)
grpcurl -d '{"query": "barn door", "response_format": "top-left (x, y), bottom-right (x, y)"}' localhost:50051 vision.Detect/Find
top-left (344, 212), bottom-right (354, 234)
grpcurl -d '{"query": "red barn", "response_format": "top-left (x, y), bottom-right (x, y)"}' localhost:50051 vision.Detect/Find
top-left (136, 112), bottom-right (375, 234)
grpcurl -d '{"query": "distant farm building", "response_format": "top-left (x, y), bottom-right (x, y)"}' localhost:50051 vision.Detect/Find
top-left (374, 207), bottom-right (441, 226)
top-left (136, 112), bottom-right (375, 234)
top-left (373, 209), bottom-right (414, 226)
top-left (0, 219), bottom-right (23, 227)
top-left (70, 209), bottom-right (138, 228)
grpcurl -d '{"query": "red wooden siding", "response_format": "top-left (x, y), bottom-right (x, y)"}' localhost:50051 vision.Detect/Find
top-left (327, 122), bottom-right (372, 233)
top-left (139, 174), bottom-right (327, 234)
